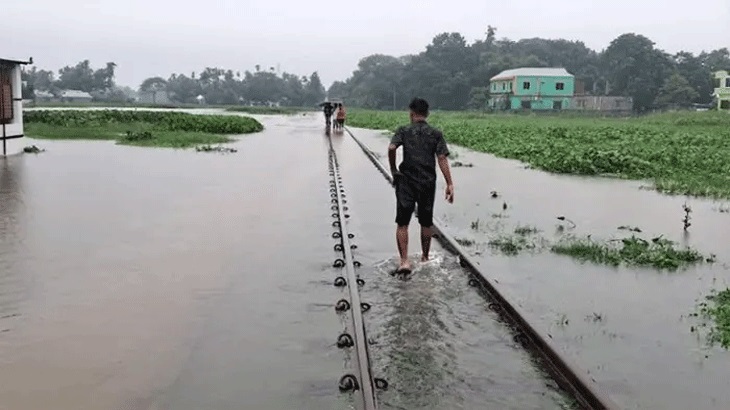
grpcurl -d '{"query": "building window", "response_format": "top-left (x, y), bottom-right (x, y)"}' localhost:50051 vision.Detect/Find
top-left (553, 100), bottom-right (562, 110)
top-left (556, 82), bottom-right (565, 90)
top-left (725, 78), bottom-right (730, 88)
top-left (521, 100), bottom-right (531, 109)
top-left (502, 83), bottom-right (505, 90)
top-left (0, 65), bottom-right (13, 125)
top-left (523, 81), bottom-right (531, 90)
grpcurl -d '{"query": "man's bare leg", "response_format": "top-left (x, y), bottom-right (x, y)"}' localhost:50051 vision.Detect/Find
top-left (396, 225), bottom-right (411, 271)
top-left (420, 225), bottom-right (433, 261)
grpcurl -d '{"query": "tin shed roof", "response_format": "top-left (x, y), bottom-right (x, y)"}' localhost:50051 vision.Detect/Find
top-left (0, 57), bottom-right (33, 65)
top-left (61, 90), bottom-right (93, 98)
top-left (491, 67), bottom-right (573, 81)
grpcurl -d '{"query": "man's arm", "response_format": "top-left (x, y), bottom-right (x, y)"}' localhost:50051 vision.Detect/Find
top-left (435, 131), bottom-right (454, 203)
top-left (437, 155), bottom-right (453, 186)
top-left (388, 127), bottom-right (403, 178)
top-left (388, 144), bottom-right (398, 176)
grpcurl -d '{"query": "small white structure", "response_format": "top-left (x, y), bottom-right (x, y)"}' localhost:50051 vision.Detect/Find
top-left (714, 70), bottom-right (730, 111)
top-left (1, 57), bottom-right (32, 156)
top-left (59, 89), bottom-right (93, 103)
top-left (137, 90), bottom-right (171, 105)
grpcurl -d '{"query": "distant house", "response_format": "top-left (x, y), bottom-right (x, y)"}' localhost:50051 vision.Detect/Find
top-left (1, 56), bottom-right (32, 156)
top-left (570, 96), bottom-right (633, 112)
top-left (713, 70), bottom-right (730, 111)
top-left (137, 90), bottom-right (171, 105)
top-left (489, 67), bottom-right (574, 111)
top-left (33, 90), bottom-right (55, 102)
top-left (59, 89), bottom-right (93, 103)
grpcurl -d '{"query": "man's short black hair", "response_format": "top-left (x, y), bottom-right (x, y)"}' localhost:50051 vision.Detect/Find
top-left (408, 98), bottom-right (429, 117)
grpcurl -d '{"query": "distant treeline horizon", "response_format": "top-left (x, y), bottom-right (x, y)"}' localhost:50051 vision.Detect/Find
top-left (20, 27), bottom-right (730, 112)
top-left (328, 27), bottom-right (730, 112)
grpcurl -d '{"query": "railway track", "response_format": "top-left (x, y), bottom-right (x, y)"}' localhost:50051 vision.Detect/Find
top-left (336, 126), bottom-right (621, 410)
top-left (327, 134), bottom-right (386, 410)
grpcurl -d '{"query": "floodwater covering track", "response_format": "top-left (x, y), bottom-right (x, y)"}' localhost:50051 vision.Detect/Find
top-left (343, 127), bottom-right (621, 410)
top-left (327, 132), bottom-right (382, 410)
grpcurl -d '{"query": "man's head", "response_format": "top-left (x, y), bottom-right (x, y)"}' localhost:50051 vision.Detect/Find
top-left (408, 98), bottom-right (429, 122)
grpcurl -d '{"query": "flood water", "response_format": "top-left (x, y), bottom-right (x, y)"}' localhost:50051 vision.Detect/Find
top-left (350, 126), bottom-right (730, 410)
top-left (0, 112), bottom-right (570, 410)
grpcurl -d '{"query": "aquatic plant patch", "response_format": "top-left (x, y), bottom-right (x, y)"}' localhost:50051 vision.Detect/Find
top-left (551, 235), bottom-right (712, 270)
top-left (24, 109), bottom-right (263, 148)
top-left (347, 110), bottom-right (730, 198)
top-left (691, 288), bottom-right (730, 349)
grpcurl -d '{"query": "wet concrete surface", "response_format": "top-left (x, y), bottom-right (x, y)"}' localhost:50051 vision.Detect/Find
top-left (348, 124), bottom-right (730, 410)
top-left (0, 112), bottom-right (567, 410)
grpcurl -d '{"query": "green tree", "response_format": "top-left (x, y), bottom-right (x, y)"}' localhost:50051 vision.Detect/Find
top-left (467, 87), bottom-right (489, 110)
top-left (655, 72), bottom-right (699, 108)
top-left (304, 72), bottom-right (325, 105)
top-left (57, 60), bottom-right (96, 92)
top-left (602, 33), bottom-right (673, 112)
top-left (139, 77), bottom-right (168, 92)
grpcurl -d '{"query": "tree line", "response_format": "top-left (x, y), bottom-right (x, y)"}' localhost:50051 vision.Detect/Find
top-left (22, 62), bottom-right (326, 107)
top-left (327, 28), bottom-right (730, 112)
top-left (20, 29), bottom-right (730, 112)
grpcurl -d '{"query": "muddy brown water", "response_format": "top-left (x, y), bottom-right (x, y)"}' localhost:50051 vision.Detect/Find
top-left (350, 125), bottom-right (730, 410)
top-left (1, 112), bottom-right (570, 410)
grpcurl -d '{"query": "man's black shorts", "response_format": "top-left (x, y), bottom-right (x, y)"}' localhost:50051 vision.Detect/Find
top-left (394, 174), bottom-right (435, 227)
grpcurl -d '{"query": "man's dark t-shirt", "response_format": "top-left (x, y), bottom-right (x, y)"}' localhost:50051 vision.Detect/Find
top-left (391, 120), bottom-right (449, 190)
top-left (324, 104), bottom-right (334, 116)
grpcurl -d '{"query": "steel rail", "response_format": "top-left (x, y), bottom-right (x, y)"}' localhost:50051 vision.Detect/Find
top-left (327, 137), bottom-right (379, 410)
top-left (344, 126), bottom-right (620, 410)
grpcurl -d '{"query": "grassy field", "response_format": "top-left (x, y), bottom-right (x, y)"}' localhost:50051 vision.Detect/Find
top-left (24, 110), bottom-right (263, 148)
top-left (346, 110), bottom-right (730, 199)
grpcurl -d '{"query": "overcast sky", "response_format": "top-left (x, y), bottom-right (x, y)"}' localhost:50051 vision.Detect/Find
top-left (6, 0), bottom-right (730, 89)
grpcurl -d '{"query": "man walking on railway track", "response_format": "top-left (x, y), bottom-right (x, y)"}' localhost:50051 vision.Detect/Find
top-left (388, 97), bottom-right (454, 274)
top-left (322, 101), bottom-right (335, 129)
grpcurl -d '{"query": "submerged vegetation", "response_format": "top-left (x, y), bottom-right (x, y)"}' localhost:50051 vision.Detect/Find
top-left (488, 235), bottom-right (535, 255)
top-left (551, 235), bottom-right (713, 270)
top-left (347, 110), bottom-right (730, 199)
top-left (24, 109), bottom-right (263, 148)
top-left (22, 145), bottom-right (45, 154)
top-left (692, 288), bottom-right (730, 349)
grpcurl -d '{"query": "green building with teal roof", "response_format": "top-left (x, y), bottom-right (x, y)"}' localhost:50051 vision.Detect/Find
top-left (488, 67), bottom-right (575, 111)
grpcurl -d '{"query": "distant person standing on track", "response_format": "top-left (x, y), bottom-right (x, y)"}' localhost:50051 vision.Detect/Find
top-left (388, 97), bottom-right (454, 274)
top-left (335, 104), bottom-right (346, 129)
top-left (323, 102), bottom-right (335, 128)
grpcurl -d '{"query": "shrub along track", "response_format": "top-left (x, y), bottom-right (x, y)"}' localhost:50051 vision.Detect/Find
top-left (337, 126), bottom-right (621, 410)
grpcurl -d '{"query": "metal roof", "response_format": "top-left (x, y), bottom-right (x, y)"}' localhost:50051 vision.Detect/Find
top-left (0, 57), bottom-right (33, 65)
top-left (60, 90), bottom-right (93, 98)
top-left (491, 67), bottom-right (573, 81)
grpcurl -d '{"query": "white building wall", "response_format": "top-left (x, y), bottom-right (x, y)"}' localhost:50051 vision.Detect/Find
top-left (2, 65), bottom-right (24, 156)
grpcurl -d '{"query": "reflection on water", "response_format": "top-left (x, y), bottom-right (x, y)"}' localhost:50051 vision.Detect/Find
top-left (376, 261), bottom-right (456, 409)
top-left (0, 156), bottom-right (27, 335)
top-left (0, 116), bottom-right (347, 410)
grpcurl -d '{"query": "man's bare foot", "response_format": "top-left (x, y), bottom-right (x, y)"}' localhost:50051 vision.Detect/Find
top-left (396, 260), bottom-right (412, 273)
